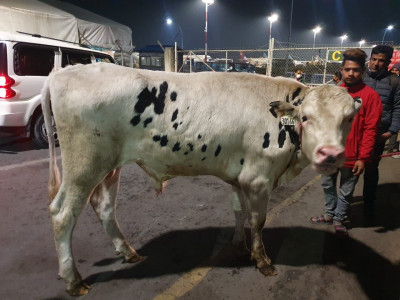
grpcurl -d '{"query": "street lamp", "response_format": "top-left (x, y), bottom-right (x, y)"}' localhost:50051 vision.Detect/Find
top-left (202, 0), bottom-right (214, 62)
top-left (312, 26), bottom-right (321, 60)
top-left (166, 18), bottom-right (184, 49)
top-left (359, 39), bottom-right (365, 48)
top-left (268, 13), bottom-right (278, 44)
top-left (340, 34), bottom-right (348, 47)
top-left (382, 25), bottom-right (394, 43)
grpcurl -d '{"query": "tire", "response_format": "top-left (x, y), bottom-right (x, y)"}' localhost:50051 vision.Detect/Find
top-left (31, 112), bottom-right (58, 148)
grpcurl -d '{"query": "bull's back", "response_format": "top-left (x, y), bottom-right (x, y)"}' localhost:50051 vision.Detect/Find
top-left (48, 64), bottom-right (304, 182)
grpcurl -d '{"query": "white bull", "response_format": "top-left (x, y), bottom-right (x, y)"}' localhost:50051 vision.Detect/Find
top-left (41, 63), bottom-right (361, 295)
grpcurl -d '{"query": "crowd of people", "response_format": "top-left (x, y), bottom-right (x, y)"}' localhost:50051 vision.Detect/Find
top-left (296, 45), bottom-right (400, 236)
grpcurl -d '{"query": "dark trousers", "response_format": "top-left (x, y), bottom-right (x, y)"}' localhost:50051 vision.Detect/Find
top-left (363, 140), bottom-right (386, 204)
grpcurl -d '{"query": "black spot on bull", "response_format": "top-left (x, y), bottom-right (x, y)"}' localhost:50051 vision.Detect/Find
top-left (172, 142), bottom-right (181, 152)
top-left (143, 117), bottom-right (153, 128)
top-left (173, 123), bottom-right (178, 130)
top-left (170, 91), bottom-right (177, 101)
top-left (198, 134), bottom-right (202, 139)
top-left (171, 109), bottom-right (178, 122)
top-left (287, 127), bottom-right (300, 150)
top-left (201, 144), bottom-right (207, 152)
top-left (215, 145), bottom-right (222, 157)
top-left (263, 132), bottom-right (270, 149)
top-left (130, 115), bottom-right (141, 126)
top-left (187, 143), bottom-right (194, 151)
top-left (292, 87), bottom-right (302, 101)
top-left (131, 81), bottom-right (169, 127)
top-left (278, 129), bottom-right (286, 148)
top-left (285, 95), bottom-right (290, 103)
top-left (153, 135), bottom-right (169, 147)
top-left (240, 158), bottom-right (244, 165)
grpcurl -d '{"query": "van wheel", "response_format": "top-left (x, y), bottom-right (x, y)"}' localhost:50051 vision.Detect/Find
top-left (32, 113), bottom-right (58, 148)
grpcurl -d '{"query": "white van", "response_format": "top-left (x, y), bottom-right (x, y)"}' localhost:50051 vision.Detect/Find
top-left (0, 31), bottom-right (115, 147)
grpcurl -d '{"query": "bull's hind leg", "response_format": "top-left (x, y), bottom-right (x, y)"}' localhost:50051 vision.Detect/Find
top-left (231, 186), bottom-right (250, 258)
top-left (49, 182), bottom-right (95, 296)
top-left (239, 172), bottom-right (277, 276)
top-left (89, 167), bottom-right (143, 263)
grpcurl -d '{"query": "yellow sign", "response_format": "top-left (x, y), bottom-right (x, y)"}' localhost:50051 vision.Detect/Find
top-left (328, 50), bottom-right (343, 62)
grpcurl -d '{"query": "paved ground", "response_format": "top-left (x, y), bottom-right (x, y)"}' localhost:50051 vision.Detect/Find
top-left (0, 136), bottom-right (399, 300)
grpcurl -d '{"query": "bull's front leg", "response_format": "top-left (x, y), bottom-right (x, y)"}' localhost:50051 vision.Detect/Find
top-left (239, 174), bottom-right (277, 276)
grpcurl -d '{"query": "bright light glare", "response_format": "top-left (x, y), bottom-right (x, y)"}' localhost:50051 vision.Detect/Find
top-left (166, 18), bottom-right (172, 25)
top-left (387, 25), bottom-right (394, 30)
top-left (313, 26), bottom-right (322, 33)
top-left (359, 39), bottom-right (365, 46)
top-left (341, 34), bottom-right (348, 40)
top-left (268, 13), bottom-right (278, 23)
top-left (202, 0), bottom-right (214, 4)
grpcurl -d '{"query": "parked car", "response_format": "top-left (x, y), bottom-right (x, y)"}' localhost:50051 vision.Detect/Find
top-left (0, 31), bottom-right (115, 147)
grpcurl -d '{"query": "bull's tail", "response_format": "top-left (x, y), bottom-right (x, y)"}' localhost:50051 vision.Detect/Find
top-left (41, 77), bottom-right (61, 201)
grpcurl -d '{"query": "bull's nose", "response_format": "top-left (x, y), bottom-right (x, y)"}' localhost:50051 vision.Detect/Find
top-left (325, 155), bottom-right (336, 164)
top-left (316, 146), bottom-right (345, 164)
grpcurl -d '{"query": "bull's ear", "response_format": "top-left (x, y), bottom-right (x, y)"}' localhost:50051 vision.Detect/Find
top-left (269, 101), bottom-right (298, 118)
top-left (353, 97), bottom-right (362, 112)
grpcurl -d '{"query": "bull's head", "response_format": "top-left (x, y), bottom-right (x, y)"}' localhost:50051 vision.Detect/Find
top-left (270, 85), bottom-right (362, 175)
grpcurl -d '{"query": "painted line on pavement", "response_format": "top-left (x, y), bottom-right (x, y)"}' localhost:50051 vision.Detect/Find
top-left (0, 155), bottom-right (60, 172)
top-left (153, 174), bottom-right (322, 300)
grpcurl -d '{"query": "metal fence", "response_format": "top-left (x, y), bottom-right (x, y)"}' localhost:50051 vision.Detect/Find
top-left (178, 41), bottom-right (375, 85)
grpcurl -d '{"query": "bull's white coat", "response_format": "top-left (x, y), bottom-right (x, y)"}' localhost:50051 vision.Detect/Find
top-left (41, 63), bottom-right (360, 295)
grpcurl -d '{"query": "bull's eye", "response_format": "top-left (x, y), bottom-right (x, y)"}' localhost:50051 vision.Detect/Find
top-left (348, 117), bottom-right (353, 122)
top-left (302, 116), bottom-right (308, 122)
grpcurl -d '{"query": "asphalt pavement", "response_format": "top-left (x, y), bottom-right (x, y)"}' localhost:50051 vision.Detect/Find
top-left (0, 136), bottom-right (399, 300)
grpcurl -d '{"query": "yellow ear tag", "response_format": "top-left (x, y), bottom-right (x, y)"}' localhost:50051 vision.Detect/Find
top-left (281, 115), bottom-right (295, 126)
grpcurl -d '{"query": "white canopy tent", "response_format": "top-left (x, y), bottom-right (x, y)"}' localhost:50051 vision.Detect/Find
top-left (0, 0), bottom-right (133, 52)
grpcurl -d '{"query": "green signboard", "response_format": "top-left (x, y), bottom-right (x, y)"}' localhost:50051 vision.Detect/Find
top-left (328, 50), bottom-right (343, 62)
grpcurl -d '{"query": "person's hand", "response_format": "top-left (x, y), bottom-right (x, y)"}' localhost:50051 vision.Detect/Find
top-left (352, 160), bottom-right (364, 176)
top-left (380, 132), bottom-right (393, 141)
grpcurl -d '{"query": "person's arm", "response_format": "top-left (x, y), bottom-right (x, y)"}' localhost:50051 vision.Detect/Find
top-left (387, 81), bottom-right (400, 136)
top-left (358, 92), bottom-right (383, 160)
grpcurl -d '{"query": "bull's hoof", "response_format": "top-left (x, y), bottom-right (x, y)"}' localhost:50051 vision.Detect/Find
top-left (66, 280), bottom-right (91, 296)
top-left (125, 253), bottom-right (146, 264)
top-left (258, 264), bottom-right (278, 276)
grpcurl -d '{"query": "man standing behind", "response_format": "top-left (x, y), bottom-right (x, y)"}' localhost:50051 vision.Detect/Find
top-left (363, 45), bottom-right (400, 212)
top-left (310, 49), bottom-right (382, 236)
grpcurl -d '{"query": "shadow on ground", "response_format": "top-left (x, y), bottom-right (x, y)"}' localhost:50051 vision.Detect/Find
top-left (349, 183), bottom-right (400, 232)
top-left (0, 136), bottom-right (40, 153)
top-left (85, 226), bottom-right (400, 300)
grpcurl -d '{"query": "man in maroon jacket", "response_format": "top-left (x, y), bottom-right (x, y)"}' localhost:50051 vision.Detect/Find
top-left (310, 49), bottom-right (383, 236)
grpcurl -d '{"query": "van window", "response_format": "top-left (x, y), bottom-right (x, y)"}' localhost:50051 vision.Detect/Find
top-left (13, 43), bottom-right (56, 76)
top-left (61, 49), bottom-right (93, 67)
top-left (94, 53), bottom-right (114, 63)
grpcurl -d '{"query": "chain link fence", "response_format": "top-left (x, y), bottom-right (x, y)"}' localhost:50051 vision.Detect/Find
top-left (178, 42), bottom-right (376, 85)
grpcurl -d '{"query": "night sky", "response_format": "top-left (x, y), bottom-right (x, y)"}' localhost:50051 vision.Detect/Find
top-left (60, 0), bottom-right (400, 50)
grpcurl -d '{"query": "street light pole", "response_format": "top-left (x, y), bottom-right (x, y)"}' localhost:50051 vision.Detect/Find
top-left (382, 25), bottom-right (394, 44)
top-left (202, 0), bottom-right (214, 62)
top-left (267, 13), bottom-right (278, 76)
top-left (312, 26), bottom-right (321, 60)
top-left (268, 13), bottom-right (278, 45)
